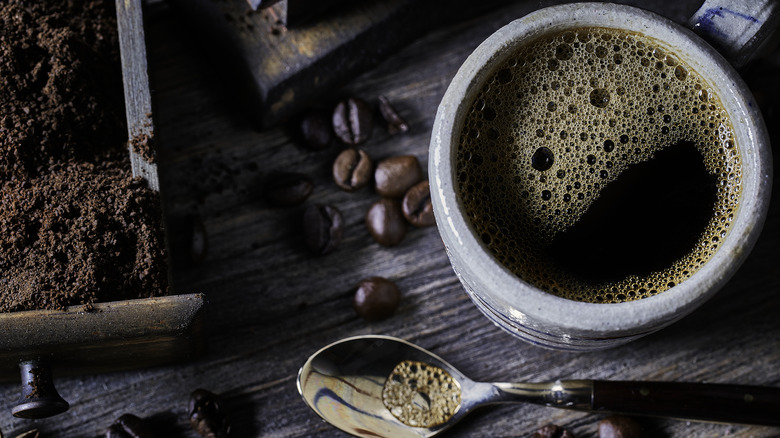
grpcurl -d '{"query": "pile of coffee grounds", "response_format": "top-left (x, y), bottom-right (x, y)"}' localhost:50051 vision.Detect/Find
top-left (0, 0), bottom-right (126, 180)
top-left (0, 0), bottom-right (168, 312)
top-left (0, 157), bottom-right (167, 312)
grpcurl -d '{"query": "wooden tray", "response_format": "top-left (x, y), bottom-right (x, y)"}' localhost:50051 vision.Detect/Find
top-left (0, 0), bottom-right (205, 418)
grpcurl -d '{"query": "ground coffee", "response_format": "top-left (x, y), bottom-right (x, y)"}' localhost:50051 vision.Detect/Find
top-left (0, 0), bottom-right (168, 312)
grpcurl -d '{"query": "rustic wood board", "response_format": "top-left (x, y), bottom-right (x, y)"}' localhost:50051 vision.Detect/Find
top-left (0, 0), bottom-right (778, 436)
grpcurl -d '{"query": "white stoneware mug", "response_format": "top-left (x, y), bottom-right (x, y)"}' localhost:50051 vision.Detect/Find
top-left (430, 1), bottom-right (776, 350)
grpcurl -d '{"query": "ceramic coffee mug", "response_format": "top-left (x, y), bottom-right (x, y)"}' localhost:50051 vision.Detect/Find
top-left (430, 1), bottom-right (775, 350)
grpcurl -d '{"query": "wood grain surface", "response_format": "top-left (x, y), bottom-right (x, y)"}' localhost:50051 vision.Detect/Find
top-left (1, 1), bottom-right (779, 437)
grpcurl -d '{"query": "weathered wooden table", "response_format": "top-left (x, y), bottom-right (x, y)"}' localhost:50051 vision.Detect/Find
top-left (1, 0), bottom-right (779, 436)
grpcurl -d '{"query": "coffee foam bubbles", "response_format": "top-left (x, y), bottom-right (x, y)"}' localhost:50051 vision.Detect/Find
top-left (456, 27), bottom-right (741, 303)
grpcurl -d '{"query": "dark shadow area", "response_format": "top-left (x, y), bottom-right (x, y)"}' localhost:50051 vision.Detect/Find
top-left (146, 411), bottom-right (190, 438)
top-left (221, 390), bottom-right (261, 437)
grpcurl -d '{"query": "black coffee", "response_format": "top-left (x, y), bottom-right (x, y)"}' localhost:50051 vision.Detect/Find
top-left (546, 141), bottom-right (716, 288)
top-left (456, 27), bottom-right (742, 303)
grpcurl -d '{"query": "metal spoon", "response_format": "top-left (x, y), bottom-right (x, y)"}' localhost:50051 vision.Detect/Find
top-left (297, 335), bottom-right (780, 437)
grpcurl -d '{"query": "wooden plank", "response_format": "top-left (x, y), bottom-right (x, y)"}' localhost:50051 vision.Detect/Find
top-left (0, 294), bottom-right (206, 382)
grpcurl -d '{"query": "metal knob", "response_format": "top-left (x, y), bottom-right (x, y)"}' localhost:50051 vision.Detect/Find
top-left (12, 358), bottom-right (69, 419)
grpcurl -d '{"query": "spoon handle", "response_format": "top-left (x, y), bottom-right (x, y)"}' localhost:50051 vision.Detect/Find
top-left (590, 380), bottom-right (780, 426)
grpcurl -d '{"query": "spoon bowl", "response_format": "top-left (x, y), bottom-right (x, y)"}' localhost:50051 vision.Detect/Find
top-left (297, 336), bottom-right (780, 437)
top-left (297, 335), bottom-right (479, 437)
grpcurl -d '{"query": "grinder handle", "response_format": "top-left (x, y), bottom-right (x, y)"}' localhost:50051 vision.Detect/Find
top-left (591, 380), bottom-right (780, 426)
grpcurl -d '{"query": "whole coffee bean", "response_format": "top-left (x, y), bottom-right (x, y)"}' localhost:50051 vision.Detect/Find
top-left (303, 204), bottom-right (343, 255)
top-left (170, 215), bottom-right (208, 267)
top-left (598, 416), bottom-right (645, 438)
top-left (378, 95), bottom-right (409, 135)
top-left (353, 277), bottom-right (401, 321)
top-left (189, 389), bottom-right (230, 438)
top-left (333, 148), bottom-right (372, 192)
top-left (15, 430), bottom-right (40, 438)
top-left (264, 172), bottom-right (313, 207)
top-left (105, 414), bottom-right (155, 438)
top-left (299, 110), bottom-right (333, 150)
top-left (532, 424), bottom-right (575, 438)
top-left (332, 97), bottom-right (373, 145)
top-left (366, 198), bottom-right (407, 246)
top-left (402, 180), bottom-right (434, 227)
top-left (374, 155), bottom-right (423, 198)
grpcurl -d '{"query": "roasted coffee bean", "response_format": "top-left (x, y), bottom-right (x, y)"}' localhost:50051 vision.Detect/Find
top-left (374, 155), bottom-right (423, 198)
top-left (105, 414), bottom-right (155, 438)
top-left (353, 276), bottom-right (401, 321)
top-left (332, 97), bottom-right (373, 145)
top-left (333, 148), bottom-right (372, 192)
top-left (303, 204), bottom-right (344, 255)
top-left (598, 416), bottom-right (645, 438)
top-left (264, 172), bottom-right (313, 207)
top-left (532, 424), bottom-right (575, 438)
top-left (299, 110), bottom-right (333, 150)
top-left (402, 180), bottom-right (434, 227)
top-left (170, 215), bottom-right (208, 267)
top-left (15, 430), bottom-right (40, 438)
top-left (366, 198), bottom-right (407, 246)
top-left (378, 95), bottom-right (409, 135)
top-left (189, 389), bottom-right (230, 438)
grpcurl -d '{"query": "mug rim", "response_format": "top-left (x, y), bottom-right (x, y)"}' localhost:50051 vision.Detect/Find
top-left (430, 2), bottom-right (772, 342)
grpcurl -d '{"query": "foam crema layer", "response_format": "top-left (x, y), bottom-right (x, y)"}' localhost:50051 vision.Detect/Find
top-left (456, 27), bottom-right (741, 304)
